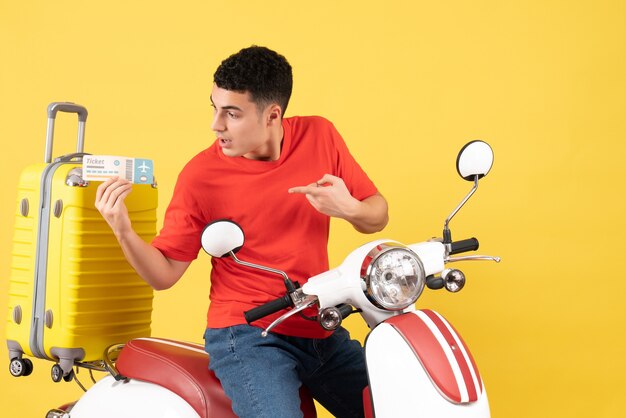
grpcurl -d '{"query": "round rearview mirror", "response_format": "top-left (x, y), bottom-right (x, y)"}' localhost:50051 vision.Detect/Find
top-left (201, 220), bottom-right (244, 258)
top-left (456, 140), bottom-right (494, 181)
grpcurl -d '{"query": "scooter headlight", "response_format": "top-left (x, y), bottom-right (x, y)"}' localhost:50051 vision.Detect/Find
top-left (361, 243), bottom-right (426, 310)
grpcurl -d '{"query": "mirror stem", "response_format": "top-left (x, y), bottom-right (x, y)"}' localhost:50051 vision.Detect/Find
top-left (229, 251), bottom-right (297, 291)
top-left (443, 176), bottom-right (479, 244)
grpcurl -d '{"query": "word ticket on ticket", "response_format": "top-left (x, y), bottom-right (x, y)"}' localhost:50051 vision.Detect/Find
top-left (83, 155), bottom-right (155, 184)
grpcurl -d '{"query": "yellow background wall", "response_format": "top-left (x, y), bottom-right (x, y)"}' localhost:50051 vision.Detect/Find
top-left (1, 1), bottom-right (624, 416)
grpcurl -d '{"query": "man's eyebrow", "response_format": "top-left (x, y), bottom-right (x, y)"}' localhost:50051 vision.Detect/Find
top-left (210, 96), bottom-right (243, 112)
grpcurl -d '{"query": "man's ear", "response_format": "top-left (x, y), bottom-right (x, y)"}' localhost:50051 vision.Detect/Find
top-left (267, 104), bottom-right (282, 124)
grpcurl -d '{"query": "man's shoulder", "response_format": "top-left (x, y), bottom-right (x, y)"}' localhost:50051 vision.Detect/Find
top-left (286, 115), bottom-right (334, 129)
top-left (285, 115), bottom-right (339, 142)
top-left (178, 146), bottom-right (218, 176)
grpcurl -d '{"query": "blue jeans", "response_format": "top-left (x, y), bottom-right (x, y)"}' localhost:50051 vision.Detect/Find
top-left (204, 325), bottom-right (367, 418)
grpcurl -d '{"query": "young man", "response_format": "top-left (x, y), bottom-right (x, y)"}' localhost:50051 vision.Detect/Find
top-left (96, 46), bottom-right (388, 418)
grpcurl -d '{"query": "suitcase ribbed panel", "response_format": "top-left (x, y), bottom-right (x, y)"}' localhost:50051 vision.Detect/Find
top-left (43, 164), bottom-right (155, 362)
top-left (6, 164), bottom-right (43, 358)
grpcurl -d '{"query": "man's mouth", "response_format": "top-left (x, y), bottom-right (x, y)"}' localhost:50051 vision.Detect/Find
top-left (218, 137), bottom-right (232, 147)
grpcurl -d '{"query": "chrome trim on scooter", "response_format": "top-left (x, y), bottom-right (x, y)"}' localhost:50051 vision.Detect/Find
top-left (103, 344), bottom-right (126, 381)
top-left (444, 176), bottom-right (479, 243)
top-left (230, 251), bottom-right (291, 283)
top-left (46, 409), bottom-right (69, 418)
top-left (446, 255), bottom-right (501, 263)
top-left (361, 243), bottom-right (425, 311)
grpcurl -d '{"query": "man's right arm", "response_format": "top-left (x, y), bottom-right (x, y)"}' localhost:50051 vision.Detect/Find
top-left (95, 178), bottom-right (190, 290)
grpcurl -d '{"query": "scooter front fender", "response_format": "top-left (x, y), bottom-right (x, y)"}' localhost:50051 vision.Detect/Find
top-left (364, 309), bottom-right (490, 418)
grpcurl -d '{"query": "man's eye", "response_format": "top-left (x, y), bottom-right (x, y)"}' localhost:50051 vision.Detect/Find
top-left (228, 112), bottom-right (238, 119)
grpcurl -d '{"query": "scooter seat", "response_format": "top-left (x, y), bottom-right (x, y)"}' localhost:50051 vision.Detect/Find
top-left (116, 337), bottom-right (235, 418)
top-left (115, 337), bottom-right (317, 418)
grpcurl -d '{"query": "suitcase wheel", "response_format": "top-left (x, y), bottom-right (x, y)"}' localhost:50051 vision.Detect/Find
top-left (51, 363), bottom-right (74, 383)
top-left (51, 364), bottom-right (63, 382)
top-left (63, 369), bottom-right (75, 382)
top-left (9, 358), bottom-right (33, 377)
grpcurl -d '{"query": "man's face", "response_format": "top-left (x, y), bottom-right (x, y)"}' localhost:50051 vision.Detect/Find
top-left (210, 84), bottom-right (276, 160)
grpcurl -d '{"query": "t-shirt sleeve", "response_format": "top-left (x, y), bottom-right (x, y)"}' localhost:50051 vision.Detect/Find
top-left (326, 120), bottom-right (379, 201)
top-left (151, 166), bottom-right (208, 262)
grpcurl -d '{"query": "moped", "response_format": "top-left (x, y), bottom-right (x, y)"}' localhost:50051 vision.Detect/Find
top-left (46, 140), bottom-right (499, 418)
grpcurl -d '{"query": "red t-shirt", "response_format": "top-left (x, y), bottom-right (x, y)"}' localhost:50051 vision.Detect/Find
top-left (152, 116), bottom-right (378, 338)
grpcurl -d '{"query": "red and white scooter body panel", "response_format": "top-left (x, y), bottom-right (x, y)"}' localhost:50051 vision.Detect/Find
top-left (69, 375), bottom-right (201, 418)
top-left (364, 309), bottom-right (490, 418)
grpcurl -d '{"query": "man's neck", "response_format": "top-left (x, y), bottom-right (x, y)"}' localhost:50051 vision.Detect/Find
top-left (244, 121), bottom-right (284, 161)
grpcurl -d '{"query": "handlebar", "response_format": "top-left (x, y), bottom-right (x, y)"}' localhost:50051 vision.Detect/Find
top-left (450, 238), bottom-right (479, 255)
top-left (244, 295), bottom-right (293, 324)
top-left (336, 303), bottom-right (354, 319)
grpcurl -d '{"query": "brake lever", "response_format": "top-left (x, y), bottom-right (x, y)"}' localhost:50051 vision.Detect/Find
top-left (261, 295), bottom-right (318, 337)
top-left (446, 255), bottom-right (501, 263)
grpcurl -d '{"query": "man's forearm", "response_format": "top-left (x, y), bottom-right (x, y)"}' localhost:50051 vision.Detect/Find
top-left (116, 230), bottom-right (189, 290)
top-left (346, 193), bottom-right (389, 234)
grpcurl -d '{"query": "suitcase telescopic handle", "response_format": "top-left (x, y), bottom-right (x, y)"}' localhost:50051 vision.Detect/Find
top-left (44, 102), bottom-right (89, 163)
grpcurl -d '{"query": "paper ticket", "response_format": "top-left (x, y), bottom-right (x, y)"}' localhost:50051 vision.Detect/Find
top-left (82, 155), bottom-right (155, 184)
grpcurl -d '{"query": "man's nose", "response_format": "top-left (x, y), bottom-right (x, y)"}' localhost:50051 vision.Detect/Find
top-left (211, 114), bottom-right (225, 132)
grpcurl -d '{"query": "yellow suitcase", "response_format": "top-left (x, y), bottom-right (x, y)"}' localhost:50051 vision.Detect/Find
top-left (6, 103), bottom-right (156, 381)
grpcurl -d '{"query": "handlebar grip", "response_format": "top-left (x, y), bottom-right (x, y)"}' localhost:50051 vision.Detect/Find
top-left (450, 238), bottom-right (479, 255)
top-left (244, 295), bottom-right (292, 324)
top-left (337, 304), bottom-right (353, 319)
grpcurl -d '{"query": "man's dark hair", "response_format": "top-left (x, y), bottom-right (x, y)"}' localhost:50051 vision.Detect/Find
top-left (213, 46), bottom-right (293, 116)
